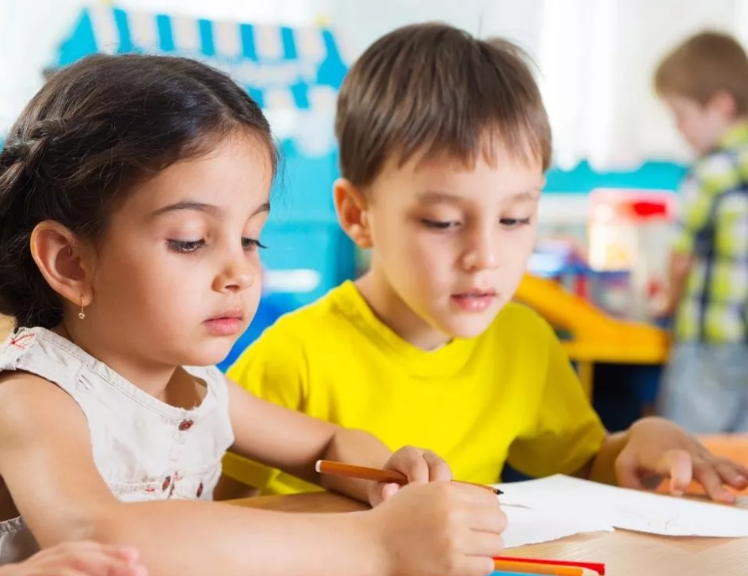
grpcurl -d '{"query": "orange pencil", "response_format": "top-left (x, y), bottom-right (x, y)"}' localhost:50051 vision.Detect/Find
top-left (315, 460), bottom-right (503, 495)
top-left (494, 559), bottom-right (583, 576)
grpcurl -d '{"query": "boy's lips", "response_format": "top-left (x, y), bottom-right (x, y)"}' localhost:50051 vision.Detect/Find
top-left (450, 290), bottom-right (497, 312)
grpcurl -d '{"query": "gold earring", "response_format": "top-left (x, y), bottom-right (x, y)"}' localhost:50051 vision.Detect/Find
top-left (78, 297), bottom-right (86, 320)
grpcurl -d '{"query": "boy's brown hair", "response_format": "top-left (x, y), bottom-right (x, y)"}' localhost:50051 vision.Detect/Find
top-left (655, 31), bottom-right (748, 114)
top-left (335, 23), bottom-right (552, 189)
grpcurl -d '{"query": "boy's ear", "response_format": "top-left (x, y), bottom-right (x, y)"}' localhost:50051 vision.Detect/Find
top-left (30, 221), bottom-right (95, 310)
top-left (333, 178), bottom-right (373, 249)
top-left (711, 89), bottom-right (738, 117)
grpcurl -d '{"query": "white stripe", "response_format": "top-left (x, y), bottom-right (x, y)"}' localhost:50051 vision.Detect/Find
top-left (332, 28), bottom-right (355, 66)
top-left (171, 15), bottom-right (201, 54)
top-left (254, 25), bottom-right (283, 60)
top-left (264, 89), bottom-right (296, 110)
top-left (212, 20), bottom-right (242, 58)
top-left (307, 85), bottom-right (337, 111)
top-left (294, 27), bottom-right (325, 62)
top-left (88, 7), bottom-right (119, 54)
top-left (128, 10), bottom-right (160, 50)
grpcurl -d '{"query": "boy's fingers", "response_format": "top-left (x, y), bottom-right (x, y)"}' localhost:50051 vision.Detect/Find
top-left (398, 456), bottom-right (430, 484)
top-left (693, 465), bottom-right (734, 503)
top-left (716, 460), bottom-right (748, 490)
top-left (657, 450), bottom-right (692, 495)
top-left (614, 450), bottom-right (645, 490)
top-left (380, 482), bottom-right (401, 501)
top-left (422, 451), bottom-right (452, 482)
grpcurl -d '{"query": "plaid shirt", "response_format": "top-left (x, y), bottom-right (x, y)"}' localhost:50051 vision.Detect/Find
top-left (674, 123), bottom-right (748, 343)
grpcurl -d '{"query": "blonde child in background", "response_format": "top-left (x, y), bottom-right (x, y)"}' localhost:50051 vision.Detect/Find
top-left (224, 23), bottom-right (748, 502)
top-left (0, 54), bottom-right (506, 576)
top-left (654, 32), bottom-right (748, 433)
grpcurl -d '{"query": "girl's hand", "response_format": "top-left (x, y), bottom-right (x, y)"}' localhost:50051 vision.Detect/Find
top-left (368, 446), bottom-right (453, 506)
top-left (366, 482), bottom-right (506, 576)
top-left (0, 541), bottom-right (147, 576)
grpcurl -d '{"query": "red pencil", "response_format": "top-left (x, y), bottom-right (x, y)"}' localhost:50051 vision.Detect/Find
top-left (495, 556), bottom-right (605, 575)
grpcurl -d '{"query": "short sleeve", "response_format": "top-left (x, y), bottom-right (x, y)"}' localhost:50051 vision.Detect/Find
top-left (222, 323), bottom-right (307, 490)
top-left (507, 319), bottom-right (606, 478)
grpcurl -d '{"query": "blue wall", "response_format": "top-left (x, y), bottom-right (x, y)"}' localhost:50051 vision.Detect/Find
top-left (545, 160), bottom-right (687, 194)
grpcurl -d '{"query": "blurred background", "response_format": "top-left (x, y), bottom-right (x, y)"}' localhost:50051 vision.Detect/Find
top-left (2, 0), bottom-right (745, 430)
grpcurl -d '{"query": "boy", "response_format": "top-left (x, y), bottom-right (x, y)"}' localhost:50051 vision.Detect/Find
top-left (223, 24), bottom-right (748, 501)
top-left (654, 32), bottom-right (748, 433)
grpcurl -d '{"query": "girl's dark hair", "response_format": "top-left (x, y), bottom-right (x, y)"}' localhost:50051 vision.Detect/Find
top-left (0, 54), bottom-right (278, 329)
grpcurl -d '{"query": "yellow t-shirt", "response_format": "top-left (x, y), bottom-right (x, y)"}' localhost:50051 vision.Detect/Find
top-left (224, 281), bottom-right (606, 494)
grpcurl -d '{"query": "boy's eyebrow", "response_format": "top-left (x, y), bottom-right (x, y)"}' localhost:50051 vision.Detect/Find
top-left (510, 189), bottom-right (542, 201)
top-left (416, 188), bottom-right (542, 204)
top-left (416, 190), bottom-right (464, 204)
top-left (150, 201), bottom-right (270, 218)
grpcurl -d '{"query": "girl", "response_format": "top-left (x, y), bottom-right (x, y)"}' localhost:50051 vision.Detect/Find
top-left (0, 55), bottom-right (505, 576)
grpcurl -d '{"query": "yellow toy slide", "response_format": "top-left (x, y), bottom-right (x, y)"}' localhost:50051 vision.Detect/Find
top-left (514, 274), bottom-right (670, 396)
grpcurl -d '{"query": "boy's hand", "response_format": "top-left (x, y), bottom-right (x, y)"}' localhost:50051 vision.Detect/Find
top-left (368, 446), bottom-right (452, 506)
top-left (366, 482), bottom-right (506, 576)
top-left (615, 417), bottom-right (748, 503)
top-left (0, 542), bottom-right (147, 576)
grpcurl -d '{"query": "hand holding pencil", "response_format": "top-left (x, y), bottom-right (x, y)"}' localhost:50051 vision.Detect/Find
top-left (365, 479), bottom-right (508, 576)
top-left (316, 451), bottom-right (508, 576)
top-left (316, 447), bottom-right (501, 507)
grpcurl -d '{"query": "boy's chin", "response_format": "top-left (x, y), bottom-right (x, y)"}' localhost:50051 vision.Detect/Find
top-left (437, 314), bottom-right (497, 340)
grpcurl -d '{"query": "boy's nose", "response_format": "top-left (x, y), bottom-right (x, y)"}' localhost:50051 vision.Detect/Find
top-left (462, 231), bottom-right (500, 271)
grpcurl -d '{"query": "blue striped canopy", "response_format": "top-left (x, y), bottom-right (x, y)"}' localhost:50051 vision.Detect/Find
top-left (56, 7), bottom-right (348, 112)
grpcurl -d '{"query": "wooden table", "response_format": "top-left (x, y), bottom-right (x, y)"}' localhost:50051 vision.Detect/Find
top-left (233, 490), bottom-right (747, 576)
top-left (233, 436), bottom-right (748, 576)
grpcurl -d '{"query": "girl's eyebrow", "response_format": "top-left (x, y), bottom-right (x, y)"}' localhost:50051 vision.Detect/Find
top-left (150, 201), bottom-right (218, 219)
top-left (149, 201), bottom-right (270, 219)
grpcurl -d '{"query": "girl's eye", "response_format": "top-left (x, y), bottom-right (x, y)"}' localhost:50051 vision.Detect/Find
top-left (242, 237), bottom-right (267, 251)
top-left (421, 219), bottom-right (460, 230)
top-left (167, 239), bottom-right (205, 253)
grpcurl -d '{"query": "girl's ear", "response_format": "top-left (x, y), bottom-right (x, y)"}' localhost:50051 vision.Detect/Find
top-left (30, 221), bottom-right (96, 309)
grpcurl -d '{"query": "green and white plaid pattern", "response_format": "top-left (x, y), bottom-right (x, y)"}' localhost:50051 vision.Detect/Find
top-left (674, 123), bottom-right (748, 343)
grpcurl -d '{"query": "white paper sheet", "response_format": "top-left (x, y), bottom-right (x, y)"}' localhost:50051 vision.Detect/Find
top-left (501, 503), bottom-right (613, 549)
top-left (494, 474), bottom-right (748, 538)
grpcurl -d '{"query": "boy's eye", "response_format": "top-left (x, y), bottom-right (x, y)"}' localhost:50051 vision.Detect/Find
top-left (500, 217), bottom-right (532, 228)
top-left (242, 237), bottom-right (267, 251)
top-left (421, 219), bottom-right (460, 230)
top-left (167, 239), bottom-right (205, 253)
